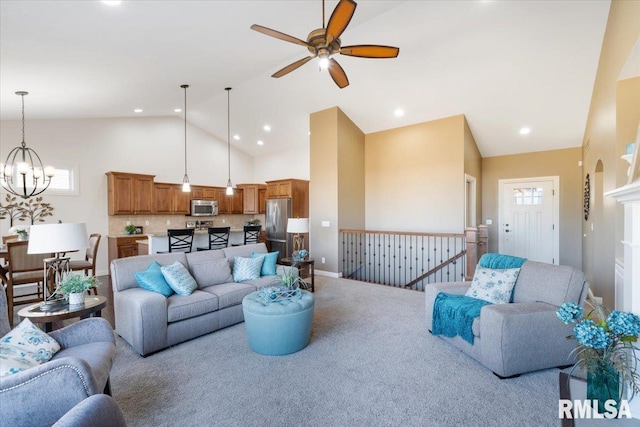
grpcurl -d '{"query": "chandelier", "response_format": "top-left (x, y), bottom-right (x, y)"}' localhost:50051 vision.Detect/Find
top-left (1, 91), bottom-right (55, 198)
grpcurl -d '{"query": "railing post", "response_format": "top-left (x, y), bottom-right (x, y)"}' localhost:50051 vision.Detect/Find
top-left (465, 227), bottom-right (478, 280)
top-left (478, 225), bottom-right (488, 260)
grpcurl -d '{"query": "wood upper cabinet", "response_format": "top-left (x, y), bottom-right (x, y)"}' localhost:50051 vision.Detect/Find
top-left (265, 179), bottom-right (309, 218)
top-left (153, 183), bottom-right (190, 214)
top-left (237, 184), bottom-right (266, 215)
top-left (215, 188), bottom-right (243, 214)
top-left (191, 186), bottom-right (217, 201)
top-left (106, 172), bottom-right (154, 215)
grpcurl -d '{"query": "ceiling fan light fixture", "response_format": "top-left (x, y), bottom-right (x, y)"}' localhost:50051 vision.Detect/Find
top-left (318, 52), bottom-right (330, 70)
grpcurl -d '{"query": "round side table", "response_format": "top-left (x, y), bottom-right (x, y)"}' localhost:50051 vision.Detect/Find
top-left (18, 295), bottom-right (107, 332)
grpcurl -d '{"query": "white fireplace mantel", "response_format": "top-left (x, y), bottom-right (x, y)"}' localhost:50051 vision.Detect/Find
top-left (606, 180), bottom-right (640, 314)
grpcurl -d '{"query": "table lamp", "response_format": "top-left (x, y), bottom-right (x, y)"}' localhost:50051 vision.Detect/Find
top-left (286, 218), bottom-right (309, 259)
top-left (28, 223), bottom-right (89, 311)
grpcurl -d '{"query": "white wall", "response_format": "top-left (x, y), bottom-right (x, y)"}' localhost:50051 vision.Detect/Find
top-left (253, 144), bottom-right (310, 182)
top-left (0, 116), bottom-right (259, 275)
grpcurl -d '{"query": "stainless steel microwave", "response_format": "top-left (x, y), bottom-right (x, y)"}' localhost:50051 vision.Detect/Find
top-left (190, 200), bottom-right (218, 217)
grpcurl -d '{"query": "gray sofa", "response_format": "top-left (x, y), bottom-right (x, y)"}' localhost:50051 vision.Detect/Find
top-left (111, 243), bottom-right (293, 356)
top-left (0, 286), bottom-right (116, 427)
top-left (425, 260), bottom-right (589, 378)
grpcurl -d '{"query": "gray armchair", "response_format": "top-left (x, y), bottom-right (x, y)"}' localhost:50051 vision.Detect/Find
top-left (425, 259), bottom-right (589, 378)
top-left (53, 394), bottom-right (127, 427)
top-left (0, 286), bottom-right (117, 427)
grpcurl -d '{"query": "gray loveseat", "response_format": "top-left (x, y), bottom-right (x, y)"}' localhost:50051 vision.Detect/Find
top-left (425, 260), bottom-right (589, 378)
top-left (111, 243), bottom-right (293, 356)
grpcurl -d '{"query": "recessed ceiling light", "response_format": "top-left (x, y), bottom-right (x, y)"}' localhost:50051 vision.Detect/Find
top-left (133, 108), bottom-right (143, 113)
top-left (257, 140), bottom-right (264, 146)
top-left (101, 1), bottom-right (122, 5)
top-left (519, 127), bottom-right (531, 135)
top-left (263, 125), bottom-right (271, 132)
top-left (394, 108), bottom-right (404, 117)
top-left (233, 134), bottom-right (240, 140)
top-left (174, 108), bottom-right (182, 113)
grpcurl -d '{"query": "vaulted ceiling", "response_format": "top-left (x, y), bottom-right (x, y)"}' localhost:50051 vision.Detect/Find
top-left (0, 1), bottom-right (610, 157)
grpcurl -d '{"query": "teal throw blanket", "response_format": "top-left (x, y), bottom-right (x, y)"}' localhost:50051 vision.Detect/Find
top-left (478, 253), bottom-right (527, 269)
top-left (432, 292), bottom-right (492, 344)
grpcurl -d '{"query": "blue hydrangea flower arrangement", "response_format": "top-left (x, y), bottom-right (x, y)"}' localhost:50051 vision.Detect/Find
top-left (557, 301), bottom-right (640, 399)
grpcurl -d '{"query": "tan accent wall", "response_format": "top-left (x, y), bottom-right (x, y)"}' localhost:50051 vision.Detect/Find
top-left (365, 115), bottom-right (465, 233)
top-left (482, 148), bottom-right (583, 270)
top-left (464, 117), bottom-right (483, 226)
top-left (581, 0), bottom-right (640, 306)
top-left (310, 108), bottom-right (339, 273)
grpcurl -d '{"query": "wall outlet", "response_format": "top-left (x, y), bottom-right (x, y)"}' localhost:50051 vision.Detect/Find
top-left (166, 220), bottom-right (171, 225)
top-left (126, 220), bottom-right (131, 226)
top-left (485, 219), bottom-right (492, 225)
top-left (321, 257), bottom-right (326, 263)
top-left (222, 219), bottom-right (225, 223)
top-left (145, 221), bottom-right (150, 226)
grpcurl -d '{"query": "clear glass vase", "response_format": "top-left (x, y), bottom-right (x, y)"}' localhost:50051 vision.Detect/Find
top-left (587, 362), bottom-right (621, 414)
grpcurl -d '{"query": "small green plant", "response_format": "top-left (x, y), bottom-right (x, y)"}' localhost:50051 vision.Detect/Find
top-left (16, 229), bottom-right (28, 240)
top-left (54, 274), bottom-right (100, 296)
top-left (247, 218), bottom-right (260, 226)
top-left (125, 224), bottom-right (137, 235)
top-left (275, 267), bottom-right (307, 290)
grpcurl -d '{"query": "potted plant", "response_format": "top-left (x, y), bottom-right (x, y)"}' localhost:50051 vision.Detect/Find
top-left (125, 224), bottom-right (137, 235)
top-left (247, 218), bottom-right (260, 226)
top-left (54, 274), bottom-right (100, 305)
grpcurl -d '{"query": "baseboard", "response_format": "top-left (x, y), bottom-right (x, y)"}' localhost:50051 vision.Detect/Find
top-left (315, 269), bottom-right (342, 278)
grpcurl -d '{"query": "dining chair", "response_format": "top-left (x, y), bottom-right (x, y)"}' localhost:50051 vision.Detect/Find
top-left (3, 240), bottom-right (53, 326)
top-left (67, 233), bottom-right (101, 295)
top-left (196, 227), bottom-right (230, 251)
top-left (243, 225), bottom-right (262, 245)
top-left (158, 229), bottom-right (194, 253)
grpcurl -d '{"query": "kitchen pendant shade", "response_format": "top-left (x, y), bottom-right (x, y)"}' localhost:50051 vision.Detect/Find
top-left (181, 84), bottom-right (191, 192)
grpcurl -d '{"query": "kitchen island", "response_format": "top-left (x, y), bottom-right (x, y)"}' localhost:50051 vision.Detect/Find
top-left (142, 229), bottom-right (246, 254)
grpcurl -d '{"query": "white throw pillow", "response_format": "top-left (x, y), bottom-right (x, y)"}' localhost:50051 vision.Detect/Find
top-left (0, 318), bottom-right (61, 377)
top-left (465, 266), bottom-right (521, 304)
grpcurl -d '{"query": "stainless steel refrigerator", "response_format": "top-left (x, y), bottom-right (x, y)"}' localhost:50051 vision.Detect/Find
top-left (265, 198), bottom-right (292, 262)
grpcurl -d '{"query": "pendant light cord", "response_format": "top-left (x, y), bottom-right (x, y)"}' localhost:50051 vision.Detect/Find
top-left (20, 93), bottom-right (26, 148)
top-left (183, 85), bottom-right (188, 175)
top-left (226, 87), bottom-right (231, 182)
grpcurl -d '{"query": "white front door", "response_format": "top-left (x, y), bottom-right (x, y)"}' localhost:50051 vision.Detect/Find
top-left (499, 177), bottom-right (558, 264)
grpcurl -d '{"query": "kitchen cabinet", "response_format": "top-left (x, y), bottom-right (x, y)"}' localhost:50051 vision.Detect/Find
top-left (258, 188), bottom-right (266, 214)
top-left (108, 235), bottom-right (148, 270)
top-left (191, 186), bottom-right (217, 201)
top-left (106, 172), bottom-right (154, 215)
top-left (215, 188), bottom-right (243, 214)
top-left (237, 184), bottom-right (266, 215)
top-left (265, 179), bottom-right (309, 217)
top-left (153, 183), bottom-right (190, 214)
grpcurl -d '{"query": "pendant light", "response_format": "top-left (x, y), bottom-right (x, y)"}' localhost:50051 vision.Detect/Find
top-left (0, 91), bottom-right (55, 199)
top-left (181, 84), bottom-right (191, 192)
top-left (225, 87), bottom-right (233, 196)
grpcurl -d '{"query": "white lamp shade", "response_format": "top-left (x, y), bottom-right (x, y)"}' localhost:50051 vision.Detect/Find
top-left (287, 218), bottom-right (309, 234)
top-left (28, 223), bottom-right (89, 254)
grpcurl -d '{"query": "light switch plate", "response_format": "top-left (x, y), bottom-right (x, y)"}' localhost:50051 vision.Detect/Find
top-left (485, 219), bottom-right (492, 225)
top-left (322, 221), bottom-right (330, 227)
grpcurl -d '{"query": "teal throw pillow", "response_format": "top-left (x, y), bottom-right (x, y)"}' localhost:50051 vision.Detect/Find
top-left (251, 251), bottom-right (279, 276)
top-left (135, 261), bottom-right (174, 297)
top-left (0, 318), bottom-right (61, 377)
top-left (161, 261), bottom-right (198, 296)
top-left (233, 256), bottom-right (264, 282)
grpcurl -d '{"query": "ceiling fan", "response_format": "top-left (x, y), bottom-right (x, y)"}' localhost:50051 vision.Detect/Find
top-left (250, 0), bottom-right (399, 89)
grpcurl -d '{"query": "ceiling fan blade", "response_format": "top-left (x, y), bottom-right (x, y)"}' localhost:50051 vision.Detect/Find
top-left (272, 56), bottom-right (313, 78)
top-left (326, 0), bottom-right (357, 44)
top-left (250, 24), bottom-right (310, 48)
top-left (328, 58), bottom-right (349, 89)
top-left (340, 45), bottom-right (400, 58)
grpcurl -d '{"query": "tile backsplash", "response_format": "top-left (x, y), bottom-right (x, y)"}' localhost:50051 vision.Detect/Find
top-left (108, 214), bottom-right (265, 236)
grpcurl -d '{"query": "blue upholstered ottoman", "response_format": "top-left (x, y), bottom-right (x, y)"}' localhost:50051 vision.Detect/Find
top-left (242, 290), bottom-right (314, 356)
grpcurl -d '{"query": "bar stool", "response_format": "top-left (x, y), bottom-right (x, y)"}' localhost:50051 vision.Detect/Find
top-left (232, 225), bottom-right (261, 246)
top-left (196, 227), bottom-right (230, 251)
top-left (157, 229), bottom-right (194, 253)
